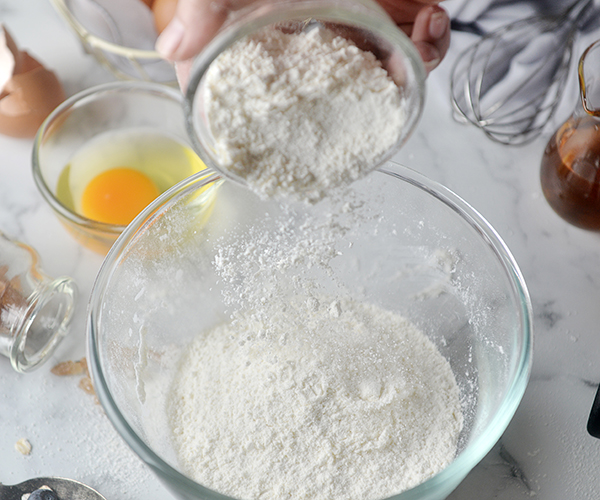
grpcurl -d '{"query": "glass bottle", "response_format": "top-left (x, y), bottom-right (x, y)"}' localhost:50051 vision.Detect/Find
top-left (0, 232), bottom-right (77, 373)
top-left (540, 38), bottom-right (600, 230)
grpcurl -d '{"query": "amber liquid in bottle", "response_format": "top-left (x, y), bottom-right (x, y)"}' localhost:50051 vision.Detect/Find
top-left (540, 114), bottom-right (600, 230)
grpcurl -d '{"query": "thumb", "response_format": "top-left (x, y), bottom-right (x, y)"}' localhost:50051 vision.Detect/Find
top-left (155, 0), bottom-right (229, 61)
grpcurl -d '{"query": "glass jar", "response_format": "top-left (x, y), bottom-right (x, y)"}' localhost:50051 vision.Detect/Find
top-left (0, 232), bottom-right (77, 373)
top-left (540, 38), bottom-right (600, 230)
top-left (183, 0), bottom-right (426, 196)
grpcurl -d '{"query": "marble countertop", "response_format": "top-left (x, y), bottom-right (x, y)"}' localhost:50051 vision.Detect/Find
top-left (1, 1), bottom-right (600, 499)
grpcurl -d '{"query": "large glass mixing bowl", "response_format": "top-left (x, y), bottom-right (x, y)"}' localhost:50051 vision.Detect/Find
top-left (87, 163), bottom-right (532, 500)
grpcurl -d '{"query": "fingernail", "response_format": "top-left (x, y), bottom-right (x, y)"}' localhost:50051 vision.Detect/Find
top-left (156, 17), bottom-right (185, 60)
top-left (429, 11), bottom-right (448, 40)
top-left (424, 56), bottom-right (441, 73)
top-left (415, 41), bottom-right (441, 73)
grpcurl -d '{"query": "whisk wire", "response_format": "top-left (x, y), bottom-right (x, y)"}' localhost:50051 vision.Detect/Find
top-left (450, 0), bottom-right (593, 145)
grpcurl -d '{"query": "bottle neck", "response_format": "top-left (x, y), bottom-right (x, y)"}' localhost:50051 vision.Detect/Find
top-left (579, 39), bottom-right (600, 117)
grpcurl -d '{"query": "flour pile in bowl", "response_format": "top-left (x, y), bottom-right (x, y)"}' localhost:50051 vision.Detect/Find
top-left (169, 298), bottom-right (462, 500)
top-left (202, 25), bottom-right (408, 202)
top-left (167, 199), bottom-right (464, 500)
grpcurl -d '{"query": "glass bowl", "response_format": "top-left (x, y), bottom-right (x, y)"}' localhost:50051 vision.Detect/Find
top-left (32, 81), bottom-right (207, 255)
top-left (50, 0), bottom-right (176, 84)
top-left (184, 0), bottom-right (426, 198)
top-left (87, 162), bottom-right (532, 500)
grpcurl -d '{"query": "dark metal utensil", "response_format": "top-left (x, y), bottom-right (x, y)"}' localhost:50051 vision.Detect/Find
top-left (0, 477), bottom-right (106, 500)
top-left (588, 383), bottom-right (600, 438)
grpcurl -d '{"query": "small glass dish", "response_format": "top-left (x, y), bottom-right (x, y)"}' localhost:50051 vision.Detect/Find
top-left (32, 81), bottom-right (208, 255)
top-left (184, 0), bottom-right (426, 200)
top-left (50, 0), bottom-right (176, 85)
top-left (0, 232), bottom-right (77, 373)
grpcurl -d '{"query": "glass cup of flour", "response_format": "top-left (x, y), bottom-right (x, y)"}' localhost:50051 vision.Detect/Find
top-left (183, 0), bottom-right (426, 203)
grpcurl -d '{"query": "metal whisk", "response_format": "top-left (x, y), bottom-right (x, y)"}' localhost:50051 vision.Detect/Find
top-left (450, 0), bottom-right (593, 145)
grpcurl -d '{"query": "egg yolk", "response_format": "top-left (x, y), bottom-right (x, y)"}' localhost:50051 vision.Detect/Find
top-left (81, 167), bottom-right (160, 226)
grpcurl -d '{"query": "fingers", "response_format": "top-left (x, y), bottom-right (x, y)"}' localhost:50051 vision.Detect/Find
top-left (376, 0), bottom-right (436, 25)
top-left (156, 0), bottom-right (451, 78)
top-left (407, 4), bottom-right (450, 74)
top-left (378, 1), bottom-right (450, 74)
top-left (156, 0), bottom-right (229, 61)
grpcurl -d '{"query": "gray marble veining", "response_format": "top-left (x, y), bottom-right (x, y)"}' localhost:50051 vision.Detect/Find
top-left (1, 0), bottom-right (600, 499)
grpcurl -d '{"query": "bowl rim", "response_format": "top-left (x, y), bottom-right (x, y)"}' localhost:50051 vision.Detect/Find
top-left (49, 0), bottom-right (178, 84)
top-left (31, 80), bottom-right (187, 236)
top-left (49, 0), bottom-right (163, 59)
top-left (87, 163), bottom-right (533, 500)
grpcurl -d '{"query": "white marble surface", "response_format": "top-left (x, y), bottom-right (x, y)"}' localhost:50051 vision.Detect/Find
top-left (1, 1), bottom-right (600, 499)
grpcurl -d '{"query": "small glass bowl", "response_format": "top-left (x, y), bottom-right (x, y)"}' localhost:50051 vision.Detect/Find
top-left (50, 0), bottom-right (176, 85)
top-left (32, 81), bottom-right (207, 255)
top-left (184, 0), bottom-right (426, 196)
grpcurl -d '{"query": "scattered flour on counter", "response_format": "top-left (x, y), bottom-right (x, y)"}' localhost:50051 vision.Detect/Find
top-left (18, 373), bottom-right (159, 500)
top-left (203, 25), bottom-right (407, 202)
top-left (168, 296), bottom-right (463, 500)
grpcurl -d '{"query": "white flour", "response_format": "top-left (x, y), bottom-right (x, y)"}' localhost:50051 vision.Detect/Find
top-left (203, 26), bottom-right (407, 202)
top-left (166, 184), bottom-right (463, 499)
top-left (168, 296), bottom-right (462, 500)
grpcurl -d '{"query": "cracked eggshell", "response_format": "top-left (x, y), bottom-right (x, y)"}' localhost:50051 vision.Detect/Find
top-left (0, 25), bottom-right (66, 138)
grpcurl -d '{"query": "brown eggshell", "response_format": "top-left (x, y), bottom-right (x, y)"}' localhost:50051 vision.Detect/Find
top-left (0, 51), bottom-right (65, 138)
top-left (13, 50), bottom-right (42, 75)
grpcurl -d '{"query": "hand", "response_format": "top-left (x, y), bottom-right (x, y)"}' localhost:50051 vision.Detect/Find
top-left (378, 1), bottom-right (450, 74)
top-left (155, 0), bottom-right (450, 89)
